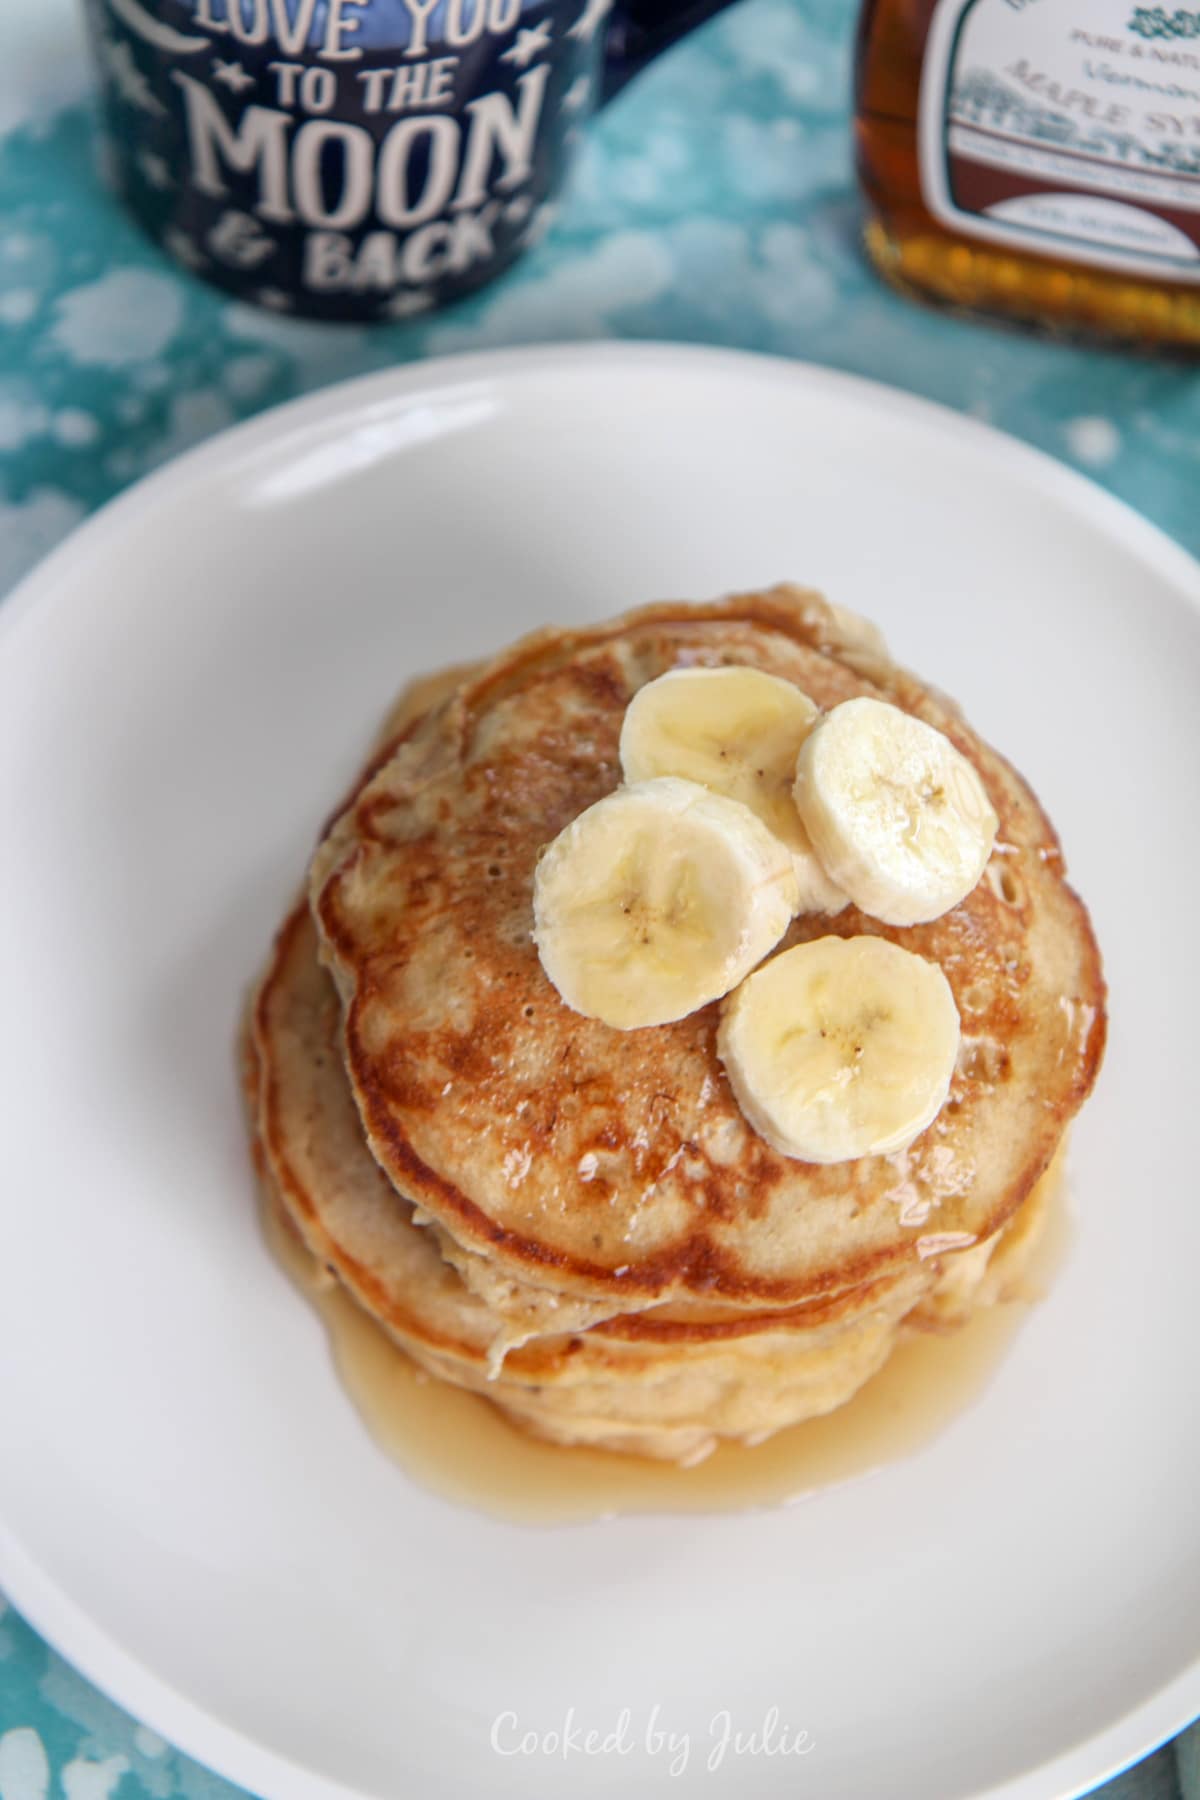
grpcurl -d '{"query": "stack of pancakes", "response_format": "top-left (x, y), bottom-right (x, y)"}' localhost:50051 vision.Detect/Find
top-left (244, 588), bottom-right (1105, 1465)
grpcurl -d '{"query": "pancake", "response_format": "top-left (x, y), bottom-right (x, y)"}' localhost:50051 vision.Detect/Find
top-left (311, 663), bottom-right (668, 1358)
top-left (247, 901), bottom-right (942, 1461)
top-left (309, 587), bottom-right (1106, 1316)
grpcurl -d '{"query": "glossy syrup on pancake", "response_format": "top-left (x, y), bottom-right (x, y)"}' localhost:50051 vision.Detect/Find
top-left (260, 1160), bottom-right (1071, 1522)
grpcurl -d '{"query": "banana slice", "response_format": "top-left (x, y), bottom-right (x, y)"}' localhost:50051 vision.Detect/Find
top-left (619, 666), bottom-right (847, 914)
top-left (793, 696), bottom-right (998, 926)
top-left (718, 936), bottom-right (961, 1163)
top-left (533, 776), bottom-right (798, 1031)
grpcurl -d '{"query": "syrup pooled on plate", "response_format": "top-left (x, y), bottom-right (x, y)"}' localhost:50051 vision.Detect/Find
top-left (262, 1162), bottom-right (1070, 1525)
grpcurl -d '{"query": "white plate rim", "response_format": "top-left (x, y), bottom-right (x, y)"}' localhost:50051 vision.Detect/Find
top-left (1, 340), bottom-right (1197, 1800)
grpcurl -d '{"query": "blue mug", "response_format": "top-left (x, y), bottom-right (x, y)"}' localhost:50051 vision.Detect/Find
top-left (83, 0), bottom-right (730, 320)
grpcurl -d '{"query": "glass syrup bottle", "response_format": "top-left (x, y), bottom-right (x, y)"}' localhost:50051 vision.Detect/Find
top-left (854, 0), bottom-right (1200, 348)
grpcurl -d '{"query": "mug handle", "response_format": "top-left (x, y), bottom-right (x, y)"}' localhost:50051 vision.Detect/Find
top-left (600, 0), bottom-right (733, 103)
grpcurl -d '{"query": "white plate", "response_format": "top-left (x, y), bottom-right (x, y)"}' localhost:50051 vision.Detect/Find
top-left (1, 344), bottom-right (1197, 1800)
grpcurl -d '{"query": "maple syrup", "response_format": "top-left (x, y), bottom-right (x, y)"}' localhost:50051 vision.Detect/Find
top-left (855, 0), bottom-right (1200, 347)
top-left (262, 1170), bottom-right (1071, 1524)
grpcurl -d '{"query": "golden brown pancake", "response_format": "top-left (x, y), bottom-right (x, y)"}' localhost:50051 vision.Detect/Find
top-left (247, 902), bottom-right (942, 1461)
top-left (308, 588), bottom-right (1105, 1315)
top-left (247, 898), bottom-right (1052, 1460)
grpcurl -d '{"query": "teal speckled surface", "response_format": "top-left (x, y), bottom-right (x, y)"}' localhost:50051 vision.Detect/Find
top-left (0, 1), bottom-right (1197, 1795)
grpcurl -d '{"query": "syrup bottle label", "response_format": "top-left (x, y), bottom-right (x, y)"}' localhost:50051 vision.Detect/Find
top-left (919, 0), bottom-right (1200, 282)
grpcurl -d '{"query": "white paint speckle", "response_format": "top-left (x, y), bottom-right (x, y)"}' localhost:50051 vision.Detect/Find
top-left (52, 270), bottom-right (184, 369)
top-left (134, 363), bottom-right (171, 392)
top-left (0, 396), bottom-right (49, 452)
top-left (106, 449), bottom-right (141, 483)
top-left (223, 353), bottom-right (275, 400)
top-left (223, 301), bottom-right (368, 357)
top-left (142, 390), bottom-right (236, 470)
top-left (0, 47), bottom-right (90, 137)
top-left (132, 1727), bottom-right (167, 1760)
top-left (427, 230), bottom-right (671, 350)
top-left (577, 1151), bottom-right (598, 1182)
top-left (0, 291), bottom-right (37, 326)
top-left (61, 1757), bottom-right (129, 1800)
top-left (0, 1728), bottom-right (50, 1800)
top-left (1064, 416), bottom-right (1120, 467)
top-left (53, 409), bottom-right (101, 449)
top-left (0, 490), bottom-right (86, 595)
